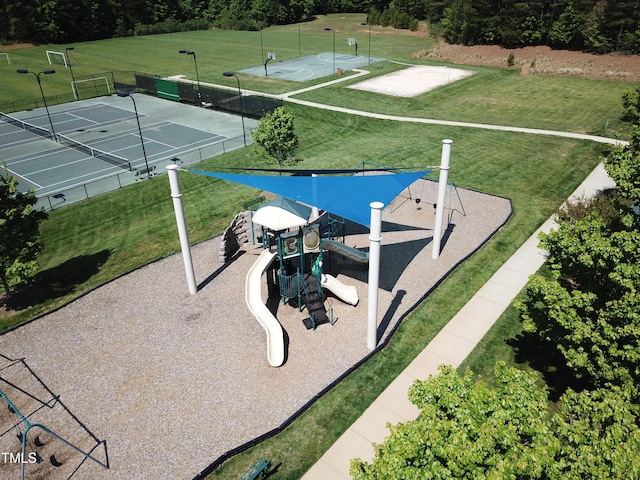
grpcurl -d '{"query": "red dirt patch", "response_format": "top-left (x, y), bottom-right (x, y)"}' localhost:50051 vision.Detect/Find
top-left (415, 41), bottom-right (640, 81)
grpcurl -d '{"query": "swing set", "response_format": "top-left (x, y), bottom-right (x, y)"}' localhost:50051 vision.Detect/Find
top-left (0, 355), bottom-right (108, 480)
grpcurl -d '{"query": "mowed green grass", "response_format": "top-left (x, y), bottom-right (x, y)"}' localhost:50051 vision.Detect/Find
top-left (0, 13), bottom-right (428, 105)
top-left (1, 13), bottom-right (632, 137)
top-left (0, 13), bottom-right (633, 479)
top-left (294, 65), bottom-right (632, 138)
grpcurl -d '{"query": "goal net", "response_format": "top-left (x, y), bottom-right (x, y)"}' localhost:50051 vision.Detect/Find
top-left (46, 50), bottom-right (68, 67)
top-left (71, 76), bottom-right (113, 100)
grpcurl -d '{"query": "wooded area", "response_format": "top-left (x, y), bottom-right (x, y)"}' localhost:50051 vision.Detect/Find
top-left (2, 0), bottom-right (639, 53)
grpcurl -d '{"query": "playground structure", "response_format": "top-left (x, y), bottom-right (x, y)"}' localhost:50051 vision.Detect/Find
top-left (241, 205), bottom-right (366, 367)
top-left (167, 140), bottom-right (453, 367)
top-left (0, 355), bottom-right (108, 480)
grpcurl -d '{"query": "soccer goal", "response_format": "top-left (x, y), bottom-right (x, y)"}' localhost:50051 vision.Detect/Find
top-left (71, 76), bottom-right (112, 100)
top-left (46, 50), bottom-right (68, 67)
top-left (0, 53), bottom-right (10, 65)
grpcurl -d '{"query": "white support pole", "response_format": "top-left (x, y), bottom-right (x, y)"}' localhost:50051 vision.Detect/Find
top-left (367, 201), bottom-right (384, 350)
top-left (432, 139), bottom-right (452, 259)
top-left (311, 173), bottom-right (320, 220)
top-left (167, 165), bottom-right (197, 295)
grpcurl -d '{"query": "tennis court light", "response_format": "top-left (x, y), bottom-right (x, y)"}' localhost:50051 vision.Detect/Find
top-left (117, 92), bottom-right (150, 178)
top-left (361, 22), bottom-right (371, 64)
top-left (324, 28), bottom-right (336, 74)
top-left (179, 49), bottom-right (203, 107)
top-left (65, 47), bottom-right (78, 99)
top-left (16, 69), bottom-right (57, 141)
top-left (223, 72), bottom-right (246, 146)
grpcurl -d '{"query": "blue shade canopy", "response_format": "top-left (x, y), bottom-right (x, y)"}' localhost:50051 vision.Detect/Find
top-left (187, 170), bottom-right (431, 227)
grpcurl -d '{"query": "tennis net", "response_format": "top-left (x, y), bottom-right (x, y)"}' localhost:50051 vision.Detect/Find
top-left (0, 111), bottom-right (52, 140)
top-left (57, 133), bottom-right (132, 171)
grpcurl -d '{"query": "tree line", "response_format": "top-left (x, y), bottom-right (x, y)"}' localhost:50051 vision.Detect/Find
top-left (420, 0), bottom-right (640, 53)
top-left (0, 0), bottom-right (384, 44)
top-left (4, 0), bottom-right (640, 53)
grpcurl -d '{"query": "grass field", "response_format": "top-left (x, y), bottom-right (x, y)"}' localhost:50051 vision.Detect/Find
top-left (0, 12), bottom-right (634, 480)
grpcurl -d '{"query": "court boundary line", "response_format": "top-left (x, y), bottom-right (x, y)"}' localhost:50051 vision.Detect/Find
top-left (5, 165), bottom-right (42, 189)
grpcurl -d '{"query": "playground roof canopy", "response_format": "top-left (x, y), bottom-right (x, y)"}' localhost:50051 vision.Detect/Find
top-left (252, 196), bottom-right (312, 231)
top-left (188, 169), bottom-right (431, 227)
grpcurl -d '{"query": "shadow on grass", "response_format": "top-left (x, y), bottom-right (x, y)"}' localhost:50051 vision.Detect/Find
top-left (2, 250), bottom-right (112, 312)
top-left (507, 331), bottom-right (590, 402)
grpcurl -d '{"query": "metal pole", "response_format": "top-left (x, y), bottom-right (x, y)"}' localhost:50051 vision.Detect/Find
top-left (118, 93), bottom-right (150, 176)
top-left (260, 25), bottom-right (264, 64)
top-left (167, 165), bottom-right (197, 295)
top-left (192, 53), bottom-right (202, 107)
top-left (325, 28), bottom-right (335, 73)
top-left (367, 201), bottom-right (383, 350)
top-left (223, 72), bottom-right (247, 146)
top-left (234, 75), bottom-right (246, 146)
top-left (17, 69), bottom-right (57, 141)
top-left (432, 139), bottom-right (452, 259)
top-left (368, 23), bottom-right (371, 64)
top-left (361, 22), bottom-right (371, 64)
top-left (66, 47), bottom-right (79, 100)
top-left (179, 50), bottom-right (202, 106)
top-left (332, 30), bottom-right (335, 73)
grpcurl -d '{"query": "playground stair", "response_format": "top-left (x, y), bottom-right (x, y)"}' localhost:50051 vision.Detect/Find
top-left (301, 274), bottom-right (330, 330)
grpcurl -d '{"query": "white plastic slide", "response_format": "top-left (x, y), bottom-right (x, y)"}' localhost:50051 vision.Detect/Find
top-left (323, 239), bottom-right (369, 263)
top-left (245, 249), bottom-right (285, 367)
top-left (321, 274), bottom-right (359, 306)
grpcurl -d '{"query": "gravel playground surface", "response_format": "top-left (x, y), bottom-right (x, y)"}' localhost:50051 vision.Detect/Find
top-left (0, 178), bottom-right (511, 480)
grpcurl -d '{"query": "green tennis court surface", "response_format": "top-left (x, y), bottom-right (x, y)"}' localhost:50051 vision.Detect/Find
top-left (0, 95), bottom-right (256, 209)
top-left (238, 52), bottom-right (385, 81)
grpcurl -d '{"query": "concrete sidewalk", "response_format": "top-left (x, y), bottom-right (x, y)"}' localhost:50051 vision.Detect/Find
top-left (301, 162), bottom-right (616, 479)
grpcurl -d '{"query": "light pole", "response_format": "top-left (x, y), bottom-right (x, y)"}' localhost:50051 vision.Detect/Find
top-left (117, 92), bottom-right (150, 177)
top-left (324, 27), bottom-right (335, 74)
top-left (65, 47), bottom-right (78, 99)
top-left (259, 23), bottom-right (264, 64)
top-left (16, 69), bottom-right (56, 141)
top-left (223, 72), bottom-right (246, 146)
top-left (179, 50), bottom-right (203, 107)
top-left (361, 22), bottom-right (371, 65)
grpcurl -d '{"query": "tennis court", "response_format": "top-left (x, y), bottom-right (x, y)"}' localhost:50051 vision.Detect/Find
top-left (0, 95), bottom-right (256, 209)
top-left (238, 52), bottom-right (385, 81)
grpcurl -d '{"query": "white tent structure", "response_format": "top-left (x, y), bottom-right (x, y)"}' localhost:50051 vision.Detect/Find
top-left (251, 196), bottom-right (312, 231)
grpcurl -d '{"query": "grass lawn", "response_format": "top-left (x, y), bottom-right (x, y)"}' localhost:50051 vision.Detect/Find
top-left (0, 13), bottom-right (634, 480)
top-left (0, 13), bottom-right (431, 109)
top-left (293, 64), bottom-right (632, 139)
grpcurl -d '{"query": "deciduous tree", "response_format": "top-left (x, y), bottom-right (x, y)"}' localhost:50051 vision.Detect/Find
top-left (0, 167), bottom-right (48, 297)
top-left (251, 106), bottom-right (300, 169)
top-left (516, 119), bottom-right (640, 400)
top-left (351, 363), bottom-right (558, 479)
top-left (350, 363), bottom-right (640, 479)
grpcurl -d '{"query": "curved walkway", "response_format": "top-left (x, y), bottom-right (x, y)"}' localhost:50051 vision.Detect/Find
top-left (208, 68), bottom-right (625, 146)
